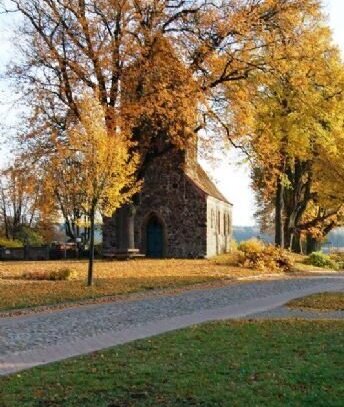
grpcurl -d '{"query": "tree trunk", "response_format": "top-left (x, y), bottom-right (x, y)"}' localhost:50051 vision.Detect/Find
top-left (306, 235), bottom-right (321, 254)
top-left (87, 208), bottom-right (95, 287)
top-left (64, 219), bottom-right (75, 241)
top-left (284, 218), bottom-right (291, 250)
top-left (275, 178), bottom-right (285, 248)
top-left (285, 205), bottom-right (298, 252)
top-left (289, 232), bottom-right (294, 252)
top-left (291, 232), bottom-right (303, 253)
top-left (4, 214), bottom-right (9, 239)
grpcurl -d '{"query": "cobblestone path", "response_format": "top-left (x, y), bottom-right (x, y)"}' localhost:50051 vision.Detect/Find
top-left (1, 275), bottom-right (343, 375)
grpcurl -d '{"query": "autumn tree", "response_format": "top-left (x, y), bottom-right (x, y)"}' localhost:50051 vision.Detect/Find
top-left (0, 0), bottom-right (334, 256)
top-left (236, 21), bottom-right (344, 251)
top-left (0, 0), bottom-right (323, 169)
top-left (0, 161), bottom-right (41, 242)
top-left (298, 133), bottom-right (344, 252)
top-left (40, 149), bottom-right (88, 243)
top-left (44, 94), bottom-right (140, 285)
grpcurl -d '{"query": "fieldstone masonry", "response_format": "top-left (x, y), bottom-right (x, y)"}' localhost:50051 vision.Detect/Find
top-left (103, 146), bottom-right (232, 258)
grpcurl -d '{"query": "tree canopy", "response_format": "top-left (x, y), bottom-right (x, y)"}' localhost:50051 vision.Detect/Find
top-left (0, 0), bottom-right (343, 254)
top-left (231, 20), bottom-right (344, 251)
top-left (1, 1), bottom-right (323, 156)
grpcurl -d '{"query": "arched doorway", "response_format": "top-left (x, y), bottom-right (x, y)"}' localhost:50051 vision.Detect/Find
top-left (146, 215), bottom-right (164, 258)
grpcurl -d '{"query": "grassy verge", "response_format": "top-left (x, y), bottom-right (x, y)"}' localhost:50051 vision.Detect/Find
top-left (288, 292), bottom-right (344, 311)
top-left (0, 258), bottom-right (276, 312)
top-left (288, 253), bottom-right (327, 272)
top-left (1, 320), bottom-right (343, 406)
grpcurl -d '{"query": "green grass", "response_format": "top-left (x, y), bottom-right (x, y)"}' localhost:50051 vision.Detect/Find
top-left (288, 292), bottom-right (344, 311)
top-left (1, 320), bottom-right (343, 406)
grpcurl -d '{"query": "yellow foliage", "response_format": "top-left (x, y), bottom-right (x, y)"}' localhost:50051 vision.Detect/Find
top-left (238, 239), bottom-right (265, 254)
top-left (237, 240), bottom-right (294, 272)
top-left (45, 94), bottom-right (141, 218)
top-left (231, 12), bottom-right (344, 239)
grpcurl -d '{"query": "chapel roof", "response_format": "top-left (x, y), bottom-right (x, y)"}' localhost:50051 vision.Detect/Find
top-left (185, 164), bottom-right (232, 205)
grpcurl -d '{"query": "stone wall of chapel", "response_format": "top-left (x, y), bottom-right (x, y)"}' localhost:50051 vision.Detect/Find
top-left (102, 215), bottom-right (117, 250)
top-left (133, 150), bottom-right (208, 258)
top-left (206, 196), bottom-right (232, 258)
top-left (103, 205), bottom-right (131, 251)
top-left (103, 147), bottom-right (233, 259)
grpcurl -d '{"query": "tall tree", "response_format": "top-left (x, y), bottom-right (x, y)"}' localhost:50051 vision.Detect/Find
top-left (0, 161), bottom-right (41, 241)
top-left (236, 22), bottom-right (344, 250)
top-left (1, 0), bottom-right (322, 164)
top-left (44, 93), bottom-right (140, 285)
top-left (1, 0), bottom-right (333, 255)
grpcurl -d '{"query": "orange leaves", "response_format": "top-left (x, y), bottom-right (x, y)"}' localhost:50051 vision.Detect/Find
top-left (5, 0), bottom-right (343, 246)
top-left (121, 35), bottom-right (200, 154)
top-left (7, 0), bottom-right (329, 162)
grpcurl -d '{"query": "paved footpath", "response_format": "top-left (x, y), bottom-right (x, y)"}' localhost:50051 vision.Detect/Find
top-left (1, 275), bottom-right (344, 376)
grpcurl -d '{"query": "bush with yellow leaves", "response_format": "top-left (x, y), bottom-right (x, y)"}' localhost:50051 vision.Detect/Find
top-left (22, 267), bottom-right (75, 281)
top-left (237, 239), bottom-right (293, 272)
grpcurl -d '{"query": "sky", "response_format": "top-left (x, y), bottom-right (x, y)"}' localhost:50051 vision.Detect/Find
top-left (0, 1), bottom-right (343, 226)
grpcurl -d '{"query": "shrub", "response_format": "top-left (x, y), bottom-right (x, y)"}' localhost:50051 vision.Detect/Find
top-left (264, 245), bottom-right (293, 272)
top-left (230, 239), bottom-right (238, 252)
top-left (15, 226), bottom-right (44, 246)
top-left (0, 238), bottom-right (23, 248)
top-left (22, 267), bottom-right (75, 281)
top-left (238, 239), bottom-right (265, 254)
top-left (306, 252), bottom-right (337, 270)
top-left (329, 252), bottom-right (344, 270)
top-left (213, 250), bottom-right (243, 267)
top-left (237, 239), bottom-right (293, 273)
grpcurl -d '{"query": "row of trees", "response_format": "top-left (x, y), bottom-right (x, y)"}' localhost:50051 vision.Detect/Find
top-left (0, 1), bottom-right (343, 279)
top-left (1, 94), bottom-right (140, 284)
top-left (230, 16), bottom-right (344, 252)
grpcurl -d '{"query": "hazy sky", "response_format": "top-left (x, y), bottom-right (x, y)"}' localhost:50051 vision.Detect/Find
top-left (0, 1), bottom-right (343, 226)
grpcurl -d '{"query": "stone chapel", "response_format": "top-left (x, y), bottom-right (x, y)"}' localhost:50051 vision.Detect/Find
top-left (103, 143), bottom-right (233, 259)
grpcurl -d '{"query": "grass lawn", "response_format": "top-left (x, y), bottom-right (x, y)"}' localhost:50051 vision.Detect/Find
top-left (288, 292), bottom-right (344, 311)
top-left (1, 320), bottom-right (343, 406)
top-left (0, 258), bottom-right (278, 312)
top-left (288, 253), bottom-right (331, 272)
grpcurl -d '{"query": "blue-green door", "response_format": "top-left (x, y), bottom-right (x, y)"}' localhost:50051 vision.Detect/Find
top-left (147, 217), bottom-right (164, 258)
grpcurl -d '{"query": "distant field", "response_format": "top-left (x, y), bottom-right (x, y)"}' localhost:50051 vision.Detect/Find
top-left (1, 320), bottom-right (343, 406)
top-left (0, 258), bottom-right (279, 312)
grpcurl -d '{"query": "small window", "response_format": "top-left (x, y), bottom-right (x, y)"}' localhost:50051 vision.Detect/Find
top-left (227, 213), bottom-right (231, 234)
top-left (211, 209), bottom-right (215, 229)
top-left (217, 210), bottom-right (221, 234)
